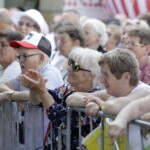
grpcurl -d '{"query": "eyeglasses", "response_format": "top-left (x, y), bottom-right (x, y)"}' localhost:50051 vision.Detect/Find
top-left (16, 53), bottom-right (41, 62)
top-left (124, 41), bottom-right (144, 47)
top-left (0, 42), bottom-right (9, 48)
top-left (18, 21), bottom-right (36, 28)
top-left (68, 58), bottom-right (91, 72)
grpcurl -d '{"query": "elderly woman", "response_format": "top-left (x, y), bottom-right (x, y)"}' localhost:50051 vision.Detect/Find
top-left (51, 21), bottom-right (86, 82)
top-left (18, 47), bottom-right (103, 150)
top-left (0, 30), bottom-right (24, 82)
top-left (12, 9), bottom-right (49, 36)
top-left (81, 18), bottom-right (107, 53)
top-left (118, 18), bottom-right (149, 48)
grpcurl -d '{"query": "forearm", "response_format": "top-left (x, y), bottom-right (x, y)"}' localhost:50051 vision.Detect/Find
top-left (102, 88), bottom-right (150, 115)
top-left (66, 93), bottom-right (86, 107)
top-left (29, 90), bottom-right (42, 105)
top-left (40, 91), bottom-right (55, 110)
top-left (115, 101), bottom-right (140, 122)
top-left (0, 82), bottom-right (15, 92)
top-left (10, 91), bottom-right (30, 102)
top-left (66, 90), bottom-right (109, 107)
top-left (92, 90), bottom-right (110, 101)
top-left (102, 97), bottom-right (128, 115)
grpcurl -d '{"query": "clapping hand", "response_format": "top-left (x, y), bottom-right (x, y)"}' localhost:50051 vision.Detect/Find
top-left (18, 69), bottom-right (48, 94)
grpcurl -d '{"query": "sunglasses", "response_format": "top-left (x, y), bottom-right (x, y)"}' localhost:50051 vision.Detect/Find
top-left (68, 59), bottom-right (91, 72)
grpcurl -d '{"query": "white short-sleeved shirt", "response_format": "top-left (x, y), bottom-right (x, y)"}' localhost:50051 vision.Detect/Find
top-left (109, 82), bottom-right (150, 150)
top-left (9, 63), bottom-right (64, 150)
top-left (10, 63), bottom-right (64, 91)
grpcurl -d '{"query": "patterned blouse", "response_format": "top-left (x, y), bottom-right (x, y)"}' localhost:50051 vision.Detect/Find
top-left (140, 63), bottom-right (150, 85)
top-left (44, 84), bottom-right (101, 150)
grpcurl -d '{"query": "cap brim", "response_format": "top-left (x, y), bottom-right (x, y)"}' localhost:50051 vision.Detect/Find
top-left (10, 41), bottom-right (39, 49)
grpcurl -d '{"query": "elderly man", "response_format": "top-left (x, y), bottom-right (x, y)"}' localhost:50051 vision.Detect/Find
top-left (66, 49), bottom-right (150, 150)
top-left (0, 31), bottom-right (63, 149)
top-left (18, 47), bottom-right (103, 149)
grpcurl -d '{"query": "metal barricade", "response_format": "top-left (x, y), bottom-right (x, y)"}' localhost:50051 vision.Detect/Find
top-left (1, 101), bottom-right (150, 150)
top-left (64, 107), bottom-right (150, 150)
top-left (0, 101), bottom-right (48, 150)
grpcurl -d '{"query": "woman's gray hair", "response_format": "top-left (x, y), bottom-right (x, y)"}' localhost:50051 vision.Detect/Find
top-left (68, 46), bottom-right (104, 89)
top-left (82, 18), bottom-right (108, 46)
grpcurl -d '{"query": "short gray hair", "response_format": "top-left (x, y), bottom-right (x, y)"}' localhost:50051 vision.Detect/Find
top-left (99, 48), bottom-right (140, 86)
top-left (68, 47), bottom-right (103, 89)
top-left (82, 19), bottom-right (107, 46)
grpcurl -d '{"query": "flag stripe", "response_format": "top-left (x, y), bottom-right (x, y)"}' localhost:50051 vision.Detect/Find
top-left (106, 0), bottom-right (118, 15)
top-left (112, 0), bottom-right (120, 14)
top-left (133, 0), bottom-right (140, 16)
top-left (146, 0), bottom-right (150, 12)
top-left (137, 0), bottom-right (147, 13)
top-left (120, 0), bottom-right (129, 17)
top-left (114, 0), bottom-right (125, 14)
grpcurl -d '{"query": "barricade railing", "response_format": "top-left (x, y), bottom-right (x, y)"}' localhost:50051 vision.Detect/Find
top-left (1, 100), bottom-right (150, 150)
top-left (0, 101), bottom-right (48, 150)
top-left (64, 107), bottom-right (150, 150)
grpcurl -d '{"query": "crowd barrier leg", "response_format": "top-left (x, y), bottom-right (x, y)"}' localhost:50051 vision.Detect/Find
top-left (66, 107), bottom-right (72, 150)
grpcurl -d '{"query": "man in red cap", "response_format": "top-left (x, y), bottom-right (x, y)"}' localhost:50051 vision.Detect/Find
top-left (0, 31), bottom-right (63, 149)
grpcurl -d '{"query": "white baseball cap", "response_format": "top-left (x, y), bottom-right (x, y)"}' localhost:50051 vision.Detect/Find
top-left (10, 31), bottom-right (51, 57)
top-left (12, 9), bottom-right (49, 35)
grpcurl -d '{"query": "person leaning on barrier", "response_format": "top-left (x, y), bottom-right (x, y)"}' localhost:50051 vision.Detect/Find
top-left (0, 31), bottom-right (63, 149)
top-left (18, 47), bottom-right (104, 150)
top-left (66, 48), bottom-right (150, 150)
top-left (0, 30), bottom-right (24, 82)
top-left (108, 94), bottom-right (150, 142)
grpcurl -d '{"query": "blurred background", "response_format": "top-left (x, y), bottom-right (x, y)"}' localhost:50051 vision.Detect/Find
top-left (1, 0), bottom-right (150, 30)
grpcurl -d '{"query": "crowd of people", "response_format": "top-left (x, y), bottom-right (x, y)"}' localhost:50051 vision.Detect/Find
top-left (0, 6), bottom-right (150, 150)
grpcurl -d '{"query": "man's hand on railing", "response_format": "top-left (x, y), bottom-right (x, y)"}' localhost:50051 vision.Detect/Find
top-left (108, 118), bottom-right (127, 142)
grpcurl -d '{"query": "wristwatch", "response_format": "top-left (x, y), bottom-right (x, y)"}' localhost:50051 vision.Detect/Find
top-left (3, 90), bottom-right (15, 102)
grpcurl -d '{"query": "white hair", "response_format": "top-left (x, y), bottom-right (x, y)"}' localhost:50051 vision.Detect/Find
top-left (82, 18), bottom-right (108, 46)
top-left (122, 18), bottom-right (149, 29)
top-left (69, 46), bottom-right (104, 89)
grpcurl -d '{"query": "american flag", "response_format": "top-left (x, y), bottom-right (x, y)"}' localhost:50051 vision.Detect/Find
top-left (63, 0), bottom-right (150, 20)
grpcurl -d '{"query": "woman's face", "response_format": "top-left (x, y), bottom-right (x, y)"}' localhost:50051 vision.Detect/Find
top-left (83, 24), bottom-right (100, 49)
top-left (67, 58), bottom-right (93, 91)
top-left (18, 16), bottom-right (40, 36)
top-left (0, 37), bottom-right (18, 67)
top-left (55, 33), bottom-right (79, 57)
top-left (121, 24), bottom-right (136, 47)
